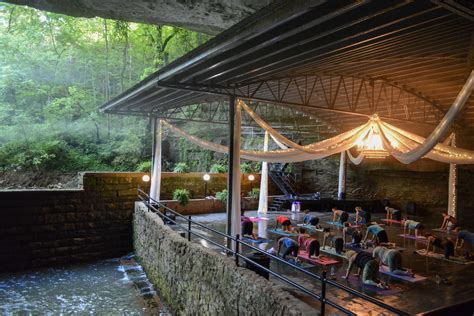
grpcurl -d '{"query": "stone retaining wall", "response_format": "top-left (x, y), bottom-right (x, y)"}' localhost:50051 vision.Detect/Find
top-left (133, 202), bottom-right (304, 315)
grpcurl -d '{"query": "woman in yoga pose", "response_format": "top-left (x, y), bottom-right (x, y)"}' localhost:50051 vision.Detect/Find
top-left (455, 230), bottom-right (474, 251)
top-left (297, 229), bottom-right (321, 258)
top-left (275, 215), bottom-right (292, 232)
top-left (385, 206), bottom-right (401, 221)
top-left (302, 209), bottom-right (320, 226)
top-left (323, 228), bottom-right (344, 254)
top-left (355, 206), bottom-right (370, 224)
top-left (425, 234), bottom-right (455, 259)
top-left (343, 250), bottom-right (388, 289)
top-left (373, 246), bottom-right (414, 277)
top-left (403, 218), bottom-right (425, 238)
top-left (332, 207), bottom-right (349, 225)
top-left (439, 212), bottom-right (458, 231)
top-left (241, 216), bottom-right (256, 239)
top-left (343, 222), bottom-right (362, 247)
top-left (363, 223), bottom-right (389, 244)
top-left (277, 237), bottom-right (299, 260)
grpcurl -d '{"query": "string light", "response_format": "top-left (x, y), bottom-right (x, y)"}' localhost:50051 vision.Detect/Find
top-left (358, 115), bottom-right (389, 159)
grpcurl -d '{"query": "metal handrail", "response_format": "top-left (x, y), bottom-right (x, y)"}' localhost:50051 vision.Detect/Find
top-left (137, 189), bottom-right (407, 316)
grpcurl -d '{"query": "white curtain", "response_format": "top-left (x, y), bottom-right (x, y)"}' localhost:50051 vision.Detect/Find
top-left (257, 131), bottom-right (269, 214)
top-left (150, 119), bottom-right (162, 201)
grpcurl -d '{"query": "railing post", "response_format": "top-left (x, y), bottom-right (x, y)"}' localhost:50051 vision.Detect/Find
top-left (235, 234), bottom-right (240, 266)
top-left (188, 216), bottom-right (192, 241)
top-left (321, 271), bottom-right (327, 315)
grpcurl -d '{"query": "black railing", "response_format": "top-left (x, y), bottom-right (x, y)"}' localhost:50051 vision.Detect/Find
top-left (137, 189), bottom-right (407, 316)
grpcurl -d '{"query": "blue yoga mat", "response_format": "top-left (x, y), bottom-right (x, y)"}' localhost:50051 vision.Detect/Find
top-left (267, 229), bottom-right (299, 237)
top-left (241, 237), bottom-right (272, 244)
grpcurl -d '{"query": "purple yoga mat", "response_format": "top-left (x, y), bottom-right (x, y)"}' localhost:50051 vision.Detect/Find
top-left (398, 234), bottom-right (427, 243)
top-left (337, 274), bottom-right (404, 295)
top-left (379, 265), bottom-right (427, 282)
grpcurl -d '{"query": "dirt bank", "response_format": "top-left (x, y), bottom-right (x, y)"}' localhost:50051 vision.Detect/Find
top-left (0, 170), bottom-right (81, 189)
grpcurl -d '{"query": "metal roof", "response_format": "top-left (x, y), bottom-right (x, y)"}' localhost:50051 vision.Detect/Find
top-left (100, 0), bottom-right (474, 134)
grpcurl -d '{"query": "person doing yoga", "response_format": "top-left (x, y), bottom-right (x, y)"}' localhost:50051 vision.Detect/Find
top-left (363, 223), bottom-right (389, 244)
top-left (403, 218), bottom-right (425, 238)
top-left (302, 209), bottom-right (320, 226)
top-left (343, 222), bottom-right (362, 247)
top-left (385, 206), bottom-right (401, 221)
top-left (373, 246), bottom-right (414, 277)
top-left (332, 207), bottom-right (349, 225)
top-left (241, 216), bottom-right (256, 239)
top-left (275, 215), bottom-right (292, 232)
top-left (298, 230), bottom-right (321, 258)
top-left (455, 230), bottom-right (474, 249)
top-left (355, 206), bottom-right (370, 224)
top-left (425, 234), bottom-right (455, 259)
top-left (277, 237), bottom-right (299, 260)
top-left (323, 228), bottom-right (344, 254)
top-left (439, 212), bottom-right (458, 231)
top-left (343, 250), bottom-right (389, 289)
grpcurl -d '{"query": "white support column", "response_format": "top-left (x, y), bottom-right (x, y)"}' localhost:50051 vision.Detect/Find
top-left (338, 151), bottom-right (346, 200)
top-left (448, 133), bottom-right (457, 218)
top-left (257, 131), bottom-right (269, 214)
top-left (150, 119), bottom-right (162, 202)
top-left (230, 101), bottom-right (242, 238)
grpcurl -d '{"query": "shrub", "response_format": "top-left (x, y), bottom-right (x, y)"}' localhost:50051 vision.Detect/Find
top-left (210, 163), bottom-right (227, 173)
top-left (240, 162), bottom-right (253, 174)
top-left (173, 188), bottom-right (191, 206)
top-left (247, 188), bottom-right (260, 200)
top-left (136, 161), bottom-right (152, 172)
top-left (173, 162), bottom-right (189, 173)
top-left (215, 189), bottom-right (228, 204)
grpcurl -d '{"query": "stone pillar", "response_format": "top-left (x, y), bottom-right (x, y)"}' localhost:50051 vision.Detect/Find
top-left (150, 119), bottom-right (162, 201)
top-left (338, 151), bottom-right (346, 200)
top-left (257, 131), bottom-right (269, 214)
top-left (448, 134), bottom-right (457, 218)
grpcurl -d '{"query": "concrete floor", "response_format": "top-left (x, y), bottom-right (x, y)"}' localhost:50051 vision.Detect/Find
top-left (177, 210), bottom-right (474, 315)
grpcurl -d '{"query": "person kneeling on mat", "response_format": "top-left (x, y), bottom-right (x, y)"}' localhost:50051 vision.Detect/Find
top-left (425, 234), bottom-right (455, 259)
top-left (323, 228), bottom-right (344, 254)
top-left (385, 206), bottom-right (401, 221)
top-left (277, 237), bottom-right (299, 260)
top-left (302, 209), bottom-right (320, 227)
top-left (343, 223), bottom-right (362, 247)
top-left (275, 215), bottom-right (292, 232)
top-left (373, 246), bottom-right (414, 277)
top-left (363, 223), bottom-right (389, 244)
top-left (332, 207), bottom-right (349, 225)
top-left (241, 216), bottom-right (256, 239)
top-left (355, 206), bottom-right (370, 224)
top-left (403, 217), bottom-right (425, 238)
top-left (439, 212), bottom-right (458, 232)
top-left (343, 250), bottom-right (389, 289)
top-left (298, 229), bottom-right (321, 259)
top-left (455, 230), bottom-right (474, 252)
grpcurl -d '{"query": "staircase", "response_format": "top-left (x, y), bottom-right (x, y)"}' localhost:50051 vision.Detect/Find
top-left (267, 195), bottom-right (287, 212)
top-left (269, 163), bottom-right (298, 197)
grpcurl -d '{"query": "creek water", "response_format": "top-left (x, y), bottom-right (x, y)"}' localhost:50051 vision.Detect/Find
top-left (0, 254), bottom-right (171, 315)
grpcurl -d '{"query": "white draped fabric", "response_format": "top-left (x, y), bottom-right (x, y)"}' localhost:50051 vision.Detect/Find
top-left (338, 151), bottom-right (346, 199)
top-left (257, 131), bottom-right (269, 214)
top-left (347, 150), bottom-right (364, 165)
top-left (150, 119), bottom-right (162, 201)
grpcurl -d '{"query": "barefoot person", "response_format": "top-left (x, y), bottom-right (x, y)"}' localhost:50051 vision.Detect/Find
top-left (343, 250), bottom-right (388, 289)
top-left (277, 237), bottom-right (299, 260)
top-left (241, 216), bottom-right (256, 239)
top-left (302, 209), bottom-right (320, 226)
top-left (439, 212), bottom-right (458, 231)
top-left (385, 206), bottom-right (401, 221)
top-left (425, 234), bottom-right (455, 259)
top-left (355, 206), bottom-right (370, 224)
top-left (332, 207), bottom-right (349, 225)
top-left (323, 228), bottom-right (344, 254)
top-left (298, 229), bottom-right (321, 259)
top-left (363, 223), bottom-right (389, 244)
top-left (455, 230), bottom-right (474, 250)
top-left (275, 215), bottom-right (292, 232)
top-left (343, 222), bottom-right (362, 247)
top-left (373, 246), bottom-right (414, 277)
top-left (403, 218), bottom-right (425, 238)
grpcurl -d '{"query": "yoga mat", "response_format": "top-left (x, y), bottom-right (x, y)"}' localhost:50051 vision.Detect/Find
top-left (415, 249), bottom-right (473, 265)
top-left (286, 258), bottom-right (315, 269)
top-left (431, 228), bottom-right (458, 235)
top-left (296, 224), bottom-right (324, 232)
top-left (327, 221), bottom-right (344, 227)
top-left (345, 243), bottom-right (405, 254)
top-left (339, 275), bottom-right (404, 295)
top-left (378, 265), bottom-right (427, 282)
top-left (241, 237), bottom-right (272, 244)
top-left (381, 219), bottom-right (404, 224)
top-left (267, 229), bottom-right (299, 237)
top-left (398, 234), bottom-right (427, 243)
top-left (242, 216), bottom-right (269, 222)
top-left (320, 247), bottom-right (347, 259)
top-left (298, 250), bottom-right (339, 266)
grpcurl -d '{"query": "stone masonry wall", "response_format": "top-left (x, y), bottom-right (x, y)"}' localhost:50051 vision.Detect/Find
top-left (133, 202), bottom-right (304, 315)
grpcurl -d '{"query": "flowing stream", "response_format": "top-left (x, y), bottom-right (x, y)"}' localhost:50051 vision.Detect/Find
top-left (0, 254), bottom-right (171, 315)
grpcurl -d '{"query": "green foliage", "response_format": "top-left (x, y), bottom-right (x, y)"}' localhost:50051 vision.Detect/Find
top-left (0, 4), bottom-right (210, 172)
top-left (247, 188), bottom-right (260, 200)
top-left (210, 163), bottom-right (227, 173)
top-left (173, 162), bottom-right (189, 173)
top-left (240, 162), bottom-right (256, 174)
top-left (215, 189), bottom-right (228, 204)
top-left (173, 188), bottom-right (191, 206)
top-left (136, 160), bottom-right (152, 172)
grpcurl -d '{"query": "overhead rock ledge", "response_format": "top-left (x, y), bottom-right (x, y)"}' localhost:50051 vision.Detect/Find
top-left (4, 0), bottom-right (272, 34)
